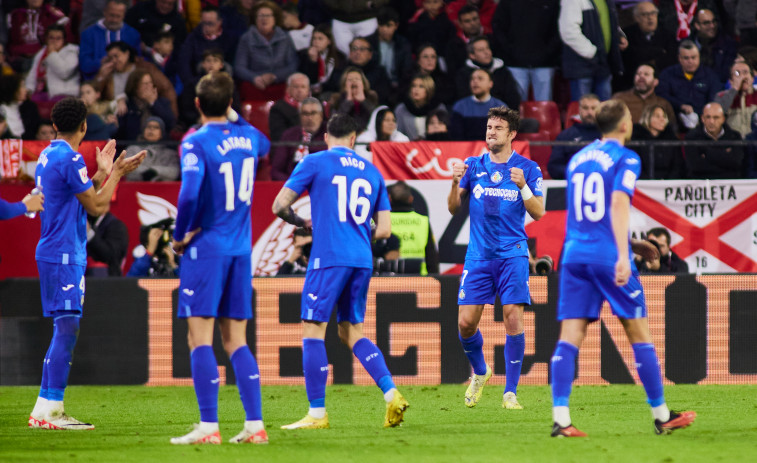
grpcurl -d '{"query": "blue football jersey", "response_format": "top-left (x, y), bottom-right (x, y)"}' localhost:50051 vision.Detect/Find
top-left (35, 140), bottom-right (93, 266)
top-left (459, 151), bottom-right (543, 260)
top-left (562, 139), bottom-right (642, 267)
top-left (284, 146), bottom-right (390, 270)
top-left (174, 120), bottom-right (270, 256)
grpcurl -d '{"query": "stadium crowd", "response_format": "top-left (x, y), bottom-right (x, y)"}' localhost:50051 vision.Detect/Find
top-left (1, 0), bottom-right (756, 180)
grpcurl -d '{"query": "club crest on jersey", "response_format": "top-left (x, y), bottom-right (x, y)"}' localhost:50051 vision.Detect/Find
top-left (459, 289), bottom-right (465, 300)
top-left (490, 171), bottom-right (503, 183)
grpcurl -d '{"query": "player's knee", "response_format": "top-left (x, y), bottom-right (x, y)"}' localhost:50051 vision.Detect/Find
top-left (458, 319), bottom-right (477, 338)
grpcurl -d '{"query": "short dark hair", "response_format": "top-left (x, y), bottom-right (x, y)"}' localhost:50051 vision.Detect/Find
top-left (51, 97), bottom-right (88, 133)
top-left (637, 62), bottom-right (658, 78)
top-left (201, 48), bottom-right (224, 61)
top-left (45, 24), bottom-right (66, 38)
top-left (105, 41), bottom-right (136, 61)
top-left (595, 99), bottom-right (629, 134)
top-left (388, 181), bottom-right (413, 206)
top-left (678, 39), bottom-right (698, 54)
top-left (349, 36), bottom-right (371, 51)
top-left (467, 36), bottom-right (490, 55)
top-left (154, 30), bottom-right (174, 42)
top-left (201, 5), bottom-right (220, 15)
top-left (327, 113), bottom-right (359, 138)
top-left (377, 7), bottom-right (400, 25)
top-left (196, 72), bottom-right (234, 117)
top-left (458, 4), bottom-right (479, 19)
top-left (487, 106), bottom-right (520, 132)
top-left (647, 227), bottom-right (672, 244)
top-left (426, 108), bottom-right (449, 130)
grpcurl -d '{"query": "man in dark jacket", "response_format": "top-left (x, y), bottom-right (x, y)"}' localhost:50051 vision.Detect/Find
top-left (366, 7), bottom-right (413, 100)
top-left (446, 5), bottom-right (490, 77)
top-left (684, 102), bottom-right (744, 179)
top-left (547, 93), bottom-right (601, 179)
top-left (269, 73), bottom-right (311, 142)
top-left (619, 1), bottom-right (677, 91)
top-left (647, 227), bottom-right (689, 273)
top-left (454, 36), bottom-right (521, 110)
top-left (686, 8), bottom-right (738, 85)
top-left (491, 0), bottom-right (561, 102)
top-left (558, 0), bottom-right (623, 101)
top-left (270, 97), bottom-right (327, 180)
top-left (125, 0), bottom-right (186, 48)
top-left (177, 7), bottom-right (237, 92)
top-left (86, 209), bottom-right (129, 277)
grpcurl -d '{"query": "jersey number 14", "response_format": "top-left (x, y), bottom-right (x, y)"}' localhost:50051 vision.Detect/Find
top-left (219, 158), bottom-right (255, 211)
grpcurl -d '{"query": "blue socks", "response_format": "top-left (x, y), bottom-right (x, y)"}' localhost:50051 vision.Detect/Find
top-left (505, 333), bottom-right (525, 394)
top-left (191, 345), bottom-right (219, 422)
top-left (39, 341), bottom-right (54, 400)
top-left (303, 338), bottom-right (328, 408)
top-left (46, 315), bottom-right (80, 401)
top-left (459, 330), bottom-right (487, 375)
top-left (633, 343), bottom-right (666, 407)
top-left (230, 346), bottom-right (262, 421)
top-left (353, 337), bottom-right (395, 394)
top-left (550, 341), bottom-right (578, 407)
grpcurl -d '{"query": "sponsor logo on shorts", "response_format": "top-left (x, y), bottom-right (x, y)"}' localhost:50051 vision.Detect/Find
top-left (62, 284), bottom-right (74, 291)
top-left (308, 293), bottom-right (318, 301)
top-left (320, 366), bottom-right (329, 372)
top-left (365, 353), bottom-right (378, 362)
top-left (551, 355), bottom-right (563, 362)
top-left (183, 289), bottom-right (195, 296)
top-left (210, 378), bottom-right (221, 384)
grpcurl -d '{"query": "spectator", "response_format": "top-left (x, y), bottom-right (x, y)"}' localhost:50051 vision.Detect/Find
top-left (235, 1), bottom-right (299, 101)
top-left (79, 0), bottom-right (109, 33)
top-left (328, 67), bottom-right (378, 132)
top-left (324, 37), bottom-right (391, 105)
top-left (127, 221), bottom-right (179, 277)
top-left (269, 73), bottom-right (311, 142)
top-left (687, 8), bottom-right (738, 85)
top-left (447, 0), bottom-right (496, 36)
top-left (116, 69), bottom-right (176, 140)
top-left (612, 64), bottom-right (676, 129)
top-left (684, 102), bottom-right (744, 179)
top-left (79, 0), bottom-right (141, 81)
top-left (86, 207), bottom-right (129, 277)
top-left (446, 5), bottom-right (489, 75)
top-left (657, 40), bottom-right (721, 131)
top-left (277, 228), bottom-right (312, 275)
top-left (715, 61), bottom-right (757, 137)
top-left (81, 81), bottom-right (118, 141)
top-left (219, 0), bottom-right (255, 42)
top-left (123, 116), bottom-right (179, 181)
top-left (7, 0), bottom-right (70, 71)
top-left (547, 93), bottom-right (601, 179)
top-left (407, 43), bottom-right (456, 106)
top-left (744, 112), bottom-right (757, 178)
top-left (179, 49), bottom-right (231, 127)
top-left (619, 2), bottom-right (677, 91)
top-left (726, 0), bottom-right (757, 46)
top-left (0, 43), bottom-right (15, 76)
top-left (35, 120), bottom-right (55, 140)
top-left (282, 2), bottom-right (314, 52)
top-left (94, 41), bottom-right (179, 120)
top-left (632, 104), bottom-right (685, 179)
top-left (454, 36), bottom-right (521, 110)
top-left (407, 0), bottom-right (457, 57)
top-left (492, 0), bottom-right (561, 102)
top-left (298, 23), bottom-right (346, 97)
top-left (647, 227), bottom-right (690, 273)
top-left (125, 0), bottom-right (187, 49)
top-left (25, 25), bottom-right (79, 103)
top-left (559, 0), bottom-right (624, 101)
top-left (658, 0), bottom-right (718, 41)
top-left (635, 238), bottom-right (663, 274)
top-left (178, 7), bottom-right (238, 94)
top-left (271, 97), bottom-right (327, 180)
top-left (145, 30), bottom-right (180, 92)
top-left (449, 68), bottom-right (506, 141)
top-left (387, 180), bottom-right (439, 275)
top-left (0, 73), bottom-right (40, 139)
top-left (424, 108), bottom-right (451, 140)
top-left (394, 74), bottom-right (446, 140)
top-left (322, 0), bottom-right (386, 56)
top-left (366, 7), bottom-right (414, 100)
top-left (355, 106), bottom-right (409, 162)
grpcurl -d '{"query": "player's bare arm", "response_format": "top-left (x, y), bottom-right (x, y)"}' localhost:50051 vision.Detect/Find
top-left (448, 162), bottom-right (468, 215)
top-left (171, 228), bottom-right (201, 255)
top-left (510, 167), bottom-right (544, 220)
top-left (272, 187), bottom-right (311, 228)
top-left (91, 139), bottom-right (117, 190)
top-left (611, 191), bottom-right (632, 286)
top-left (373, 210), bottom-right (391, 240)
top-left (76, 150), bottom-right (146, 216)
top-left (631, 238), bottom-right (660, 262)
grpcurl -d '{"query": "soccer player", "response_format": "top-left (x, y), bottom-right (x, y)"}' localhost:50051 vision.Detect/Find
top-left (0, 192), bottom-right (44, 219)
top-left (273, 113), bottom-right (409, 429)
top-left (550, 99), bottom-right (696, 437)
top-left (448, 106), bottom-right (544, 410)
top-left (169, 72), bottom-right (270, 445)
top-left (29, 97), bottom-right (145, 430)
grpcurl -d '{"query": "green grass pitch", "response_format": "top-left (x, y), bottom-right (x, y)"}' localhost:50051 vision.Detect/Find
top-left (1, 385), bottom-right (755, 462)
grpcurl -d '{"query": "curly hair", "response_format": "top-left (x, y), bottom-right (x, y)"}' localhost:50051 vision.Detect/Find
top-left (51, 97), bottom-right (88, 133)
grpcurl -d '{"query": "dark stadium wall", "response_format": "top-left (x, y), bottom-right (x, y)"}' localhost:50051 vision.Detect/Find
top-left (1, 275), bottom-right (757, 386)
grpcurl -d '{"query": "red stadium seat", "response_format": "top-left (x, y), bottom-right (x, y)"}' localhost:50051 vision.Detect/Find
top-left (519, 100), bottom-right (562, 140)
top-left (514, 132), bottom-right (552, 179)
top-left (564, 101), bottom-right (580, 129)
top-left (241, 100), bottom-right (275, 137)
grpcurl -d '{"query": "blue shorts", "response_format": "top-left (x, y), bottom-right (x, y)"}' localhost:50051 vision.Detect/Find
top-left (301, 266), bottom-right (372, 324)
top-left (37, 261), bottom-right (85, 318)
top-left (177, 254), bottom-right (252, 319)
top-left (457, 257), bottom-right (531, 306)
top-left (557, 263), bottom-right (647, 321)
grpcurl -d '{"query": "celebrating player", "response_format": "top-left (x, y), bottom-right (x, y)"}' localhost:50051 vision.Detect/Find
top-left (273, 113), bottom-right (409, 430)
top-left (550, 99), bottom-right (696, 437)
top-left (169, 72), bottom-right (271, 445)
top-left (28, 97), bottom-right (145, 430)
top-left (448, 106), bottom-right (544, 410)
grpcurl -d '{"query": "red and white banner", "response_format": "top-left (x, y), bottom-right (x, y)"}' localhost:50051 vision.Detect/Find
top-left (0, 140), bottom-right (108, 180)
top-left (371, 141), bottom-right (531, 180)
top-left (0, 139), bottom-right (22, 178)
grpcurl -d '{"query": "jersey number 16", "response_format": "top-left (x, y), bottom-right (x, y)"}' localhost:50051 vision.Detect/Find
top-left (332, 175), bottom-right (372, 224)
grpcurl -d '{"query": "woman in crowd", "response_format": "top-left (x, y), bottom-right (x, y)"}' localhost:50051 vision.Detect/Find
top-left (125, 117), bottom-right (180, 182)
top-left (0, 73), bottom-right (40, 139)
top-left (25, 25), bottom-right (79, 102)
top-left (355, 105), bottom-right (409, 162)
top-left (329, 67), bottom-right (379, 133)
top-left (117, 70), bottom-right (175, 141)
top-left (80, 81), bottom-right (117, 141)
top-left (632, 104), bottom-right (684, 179)
top-left (298, 23), bottom-right (345, 97)
top-left (394, 74), bottom-right (446, 140)
top-left (407, 43), bottom-right (456, 106)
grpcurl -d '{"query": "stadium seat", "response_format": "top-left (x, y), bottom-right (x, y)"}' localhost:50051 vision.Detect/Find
top-left (564, 101), bottom-right (580, 129)
top-left (519, 101), bottom-right (561, 140)
top-left (241, 100), bottom-right (275, 137)
top-left (514, 132), bottom-right (552, 179)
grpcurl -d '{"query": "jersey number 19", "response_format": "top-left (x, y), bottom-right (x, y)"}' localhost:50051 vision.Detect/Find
top-left (571, 172), bottom-right (605, 222)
